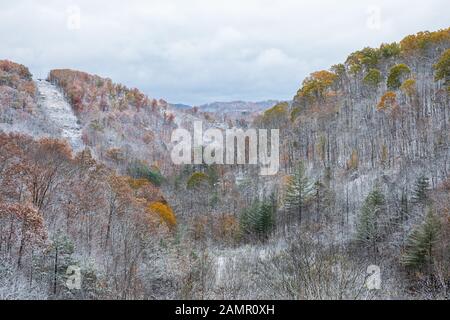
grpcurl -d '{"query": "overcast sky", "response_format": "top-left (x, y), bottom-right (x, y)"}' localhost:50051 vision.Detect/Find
top-left (1, 0), bottom-right (448, 105)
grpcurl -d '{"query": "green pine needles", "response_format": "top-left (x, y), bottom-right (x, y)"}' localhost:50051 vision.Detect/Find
top-left (355, 187), bottom-right (385, 255)
top-left (284, 161), bottom-right (314, 224)
top-left (412, 175), bottom-right (430, 205)
top-left (402, 210), bottom-right (441, 270)
top-left (127, 160), bottom-right (164, 186)
top-left (240, 194), bottom-right (277, 241)
top-left (387, 64), bottom-right (411, 90)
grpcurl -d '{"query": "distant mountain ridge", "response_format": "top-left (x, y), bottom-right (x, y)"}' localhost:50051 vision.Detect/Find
top-left (169, 103), bottom-right (192, 110)
top-left (199, 100), bottom-right (279, 114)
top-left (170, 100), bottom-right (279, 114)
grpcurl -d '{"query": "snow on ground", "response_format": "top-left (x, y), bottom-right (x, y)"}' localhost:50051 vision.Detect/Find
top-left (214, 239), bottom-right (287, 287)
top-left (36, 80), bottom-right (84, 152)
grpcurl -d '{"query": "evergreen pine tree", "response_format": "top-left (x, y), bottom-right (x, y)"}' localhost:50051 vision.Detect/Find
top-left (400, 189), bottom-right (409, 222)
top-left (356, 187), bottom-right (385, 257)
top-left (412, 175), bottom-right (430, 205)
top-left (402, 210), bottom-right (441, 271)
top-left (240, 200), bottom-right (260, 236)
top-left (48, 231), bottom-right (77, 297)
top-left (240, 196), bottom-right (276, 241)
top-left (312, 180), bottom-right (329, 223)
top-left (257, 200), bottom-right (275, 239)
top-left (284, 161), bottom-right (313, 225)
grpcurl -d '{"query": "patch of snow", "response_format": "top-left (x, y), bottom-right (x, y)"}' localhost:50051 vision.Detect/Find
top-left (36, 80), bottom-right (84, 152)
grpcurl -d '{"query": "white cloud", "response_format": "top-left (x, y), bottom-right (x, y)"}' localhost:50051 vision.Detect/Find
top-left (0, 0), bottom-right (448, 104)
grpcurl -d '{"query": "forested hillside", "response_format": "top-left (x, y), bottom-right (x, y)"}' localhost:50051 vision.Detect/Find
top-left (0, 28), bottom-right (449, 299)
top-left (47, 69), bottom-right (177, 173)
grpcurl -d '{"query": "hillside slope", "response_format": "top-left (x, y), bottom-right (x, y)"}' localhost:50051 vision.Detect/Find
top-left (289, 29), bottom-right (450, 179)
top-left (36, 80), bottom-right (84, 152)
top-left (255, 28), bottom-right (450, 234)
top-left (0, 28), bottom-right (449, 300)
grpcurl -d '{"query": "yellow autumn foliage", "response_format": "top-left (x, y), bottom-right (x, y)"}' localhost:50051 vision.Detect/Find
top-left (400, 28), bottom-right (450, 54)
top-left (296, 70), bottom-right (337, 101)
top-left (400, 79), bottom-right (417, 97)
top-left (148, 201), bottom-right (177, 230)
top-left (261, 102), bottom-right (289, 126)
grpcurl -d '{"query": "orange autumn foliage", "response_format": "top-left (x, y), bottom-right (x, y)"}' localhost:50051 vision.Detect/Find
top-left (126, 177), bottom-right (164, 204)
top-left (377, 91), bottom-right (397, 111)
top-left (214, 214), bottom-right (240, 243)
top-left (400, 28), bottom-right (450, 54)
top-left (147, 201), bottom-right (177, 230)
top-left (296, 70), bottom-right (337, 102)
top-left (0, 60), bottom-right (36, 111)
top-left (0, 203), bottom-right (47, 266)
top-left (0, 202), bottom-right (47, 243)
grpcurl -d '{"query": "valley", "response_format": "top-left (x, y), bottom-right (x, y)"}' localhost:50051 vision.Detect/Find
top-left (0, 27), bottom-right (449, 300)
